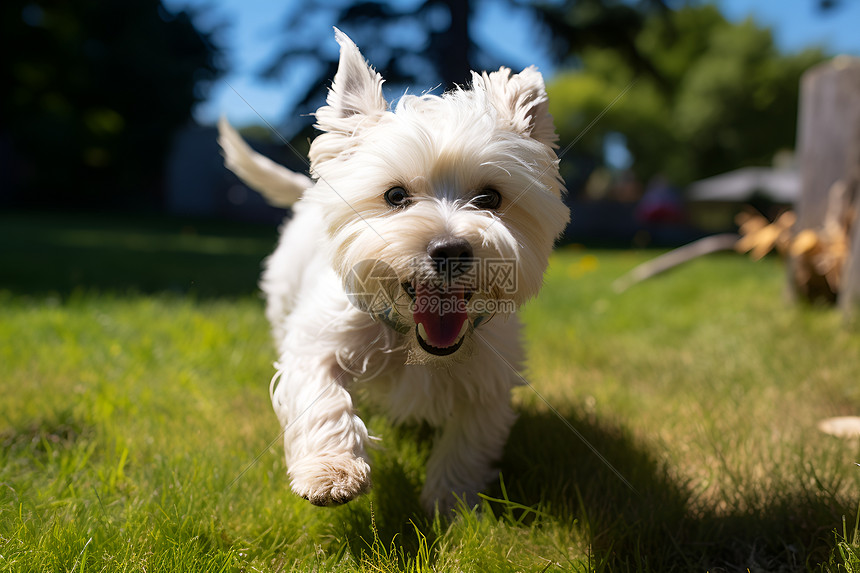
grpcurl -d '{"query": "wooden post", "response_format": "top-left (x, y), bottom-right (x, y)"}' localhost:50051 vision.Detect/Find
top-left (790, 57), bottom-right (860, 311)
top-left (843, 211), bottom-right (860, 325)
top-left (838, 115), bottom-right (860, 324)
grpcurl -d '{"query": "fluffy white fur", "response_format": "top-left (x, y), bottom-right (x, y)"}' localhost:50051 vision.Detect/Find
top-left (219, 28), bottom-right (569, 513)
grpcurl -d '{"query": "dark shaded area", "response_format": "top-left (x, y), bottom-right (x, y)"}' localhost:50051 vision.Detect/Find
top-left (0, 212), bottom-right (278, 298)
top-left (0, 0), bottom-right (224, 209)
top-left (564, 199), bottom-right (706, 248)
top-left (0, 410), bottom-right (91, 460)
top-left (494, 410), bottom-right (848, 571)
top-left (333, 420), bottom-right (437, 564)
top-left (322, 403), bottom-right (850, 571)
top-left (165, 124), bottom-right (302, 224)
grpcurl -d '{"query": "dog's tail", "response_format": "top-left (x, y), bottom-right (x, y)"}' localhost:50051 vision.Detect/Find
top-left (217, 117), bottom-right (312, 207)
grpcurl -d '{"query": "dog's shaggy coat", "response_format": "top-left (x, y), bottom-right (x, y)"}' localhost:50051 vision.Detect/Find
top-left (219, 29), bottom-right (569, 512)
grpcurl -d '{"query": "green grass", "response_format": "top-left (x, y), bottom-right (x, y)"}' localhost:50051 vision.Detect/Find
top-left (2, 212), bottom-right (860, 571)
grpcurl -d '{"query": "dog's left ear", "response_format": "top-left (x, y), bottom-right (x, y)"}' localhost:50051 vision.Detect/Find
top-left (315, 28), bottom-right (388, 134)
top-left (473, 66), bottom-right (558, 148)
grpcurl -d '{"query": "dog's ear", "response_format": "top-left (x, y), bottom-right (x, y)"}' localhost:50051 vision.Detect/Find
top-left (315, 28), bottom-right (387, 133)
top-left (473, 66), bottom-right (558, 148)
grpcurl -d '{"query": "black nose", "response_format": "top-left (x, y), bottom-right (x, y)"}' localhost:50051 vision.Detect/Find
top-left (427, 236), bottom-right (473, 279)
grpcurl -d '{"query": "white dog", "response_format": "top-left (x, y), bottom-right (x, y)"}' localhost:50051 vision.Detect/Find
top-left (219, 29), bottom-right (569, 513)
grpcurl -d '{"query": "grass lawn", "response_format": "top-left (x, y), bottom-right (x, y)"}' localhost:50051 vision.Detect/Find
top-left (2, 211), bottom-right (860, 572)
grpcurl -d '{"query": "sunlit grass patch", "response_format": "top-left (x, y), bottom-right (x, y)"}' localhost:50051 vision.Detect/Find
top-left (3, 214), bottom-right (860, 571)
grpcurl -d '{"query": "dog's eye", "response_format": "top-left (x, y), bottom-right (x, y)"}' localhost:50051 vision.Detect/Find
top-left (384, 186), bottom-right (411, 208)
top-left (472, 188), bottom-right (501, 210)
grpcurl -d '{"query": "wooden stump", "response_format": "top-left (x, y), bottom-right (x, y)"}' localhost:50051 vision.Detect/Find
top-left (791, 56), bottom-right (860, 317)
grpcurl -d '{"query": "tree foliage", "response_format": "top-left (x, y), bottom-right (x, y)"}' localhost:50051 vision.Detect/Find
top-left (533, 0), bottom-right (671, 85)
top-left (547, 4), bottom-right (825, 187)
top-left (1, 0), bottom-right (225, 207)
top-left (261, 0), bottom-right (675, 130)
top-left (262, 0), bottom-right (477, 119)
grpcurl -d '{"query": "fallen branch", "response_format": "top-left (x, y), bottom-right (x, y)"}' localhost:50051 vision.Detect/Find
top-left (612, 233), bottom-right (740, 293)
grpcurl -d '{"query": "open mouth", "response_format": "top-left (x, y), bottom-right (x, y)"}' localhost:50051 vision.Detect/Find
top-left (402, 281), bottom-right (473, 356)
top-left (415, 323), bottom-right (466, 355)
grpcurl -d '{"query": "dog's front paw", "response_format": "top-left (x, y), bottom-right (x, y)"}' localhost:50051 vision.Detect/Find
top-left (288, 454), bottom-right (371, 506)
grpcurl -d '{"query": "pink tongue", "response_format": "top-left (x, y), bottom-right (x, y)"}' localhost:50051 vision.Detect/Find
top-left (413, 283), bottom-right (468, 348)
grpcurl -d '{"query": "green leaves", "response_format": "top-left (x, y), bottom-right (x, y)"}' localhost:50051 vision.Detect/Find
top-left (548, 5), bottom-right (826, 185)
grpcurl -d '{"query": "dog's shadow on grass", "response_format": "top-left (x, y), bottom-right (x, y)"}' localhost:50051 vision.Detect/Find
top-left (491, 410), bottom-right (846, 571)
top-left (329, 420), bottom-right (436, 564)
top-left (336, 408), bottom-right (847, 570)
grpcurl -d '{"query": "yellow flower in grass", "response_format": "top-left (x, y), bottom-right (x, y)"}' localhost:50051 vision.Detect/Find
top-left (568, 254), bottom-right (600, 279)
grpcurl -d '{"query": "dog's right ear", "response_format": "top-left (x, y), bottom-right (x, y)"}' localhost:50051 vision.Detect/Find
top-left (315, 28), bottom-right (387, 134)
top-left (472, 66), bottom-right (558, 149)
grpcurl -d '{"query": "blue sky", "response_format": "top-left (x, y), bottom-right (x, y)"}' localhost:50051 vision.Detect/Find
top-left (162, 0), bottom-right (860, 129)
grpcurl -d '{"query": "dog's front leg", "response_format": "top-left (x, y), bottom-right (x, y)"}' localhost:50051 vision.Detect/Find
top-left (271, 359), bottom-right (371, 506)
top-left (420, 398), bottom-right (516, 513)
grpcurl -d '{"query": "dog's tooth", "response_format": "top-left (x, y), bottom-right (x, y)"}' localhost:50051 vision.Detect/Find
top-left (458, 319), bottom-right (469, 340)
top-left (417, 322), bottom-right (428, 341)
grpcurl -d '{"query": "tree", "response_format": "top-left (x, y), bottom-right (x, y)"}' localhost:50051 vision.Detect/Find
top-left (261, 0), bottom-right (477, 122)
top-left (532, 0), bottom-right (672, 88)
top-left (0, 0), bottom-right (225, 208)
top-left (259, 0), bottom-right (678, 136)
top-left (546, 4), bottom-right (826, 188)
